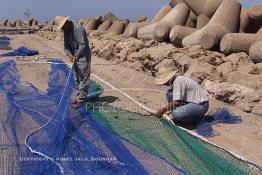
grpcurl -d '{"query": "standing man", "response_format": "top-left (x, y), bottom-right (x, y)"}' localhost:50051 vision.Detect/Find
top-left (155, 70), bottom-right (209, 124)
top-left (55, 16), bottom-right (91, 109)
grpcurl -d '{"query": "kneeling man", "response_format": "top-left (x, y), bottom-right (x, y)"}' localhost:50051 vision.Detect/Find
top-left (155, 71), bottom-right (209, 124)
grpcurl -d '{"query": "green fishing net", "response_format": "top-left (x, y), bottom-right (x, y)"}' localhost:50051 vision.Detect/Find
top-left (87, 101), bottom-right (262, 175)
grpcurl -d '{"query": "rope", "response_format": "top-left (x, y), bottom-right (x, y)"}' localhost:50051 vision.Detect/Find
top-left (24, 68), bottom-right (73, 175)
top-left (31, 60), bottom-right (261, 171)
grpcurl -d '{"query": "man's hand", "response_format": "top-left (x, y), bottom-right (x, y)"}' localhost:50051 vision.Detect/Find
top-left (68, 55), bottom-right (79, 63)
top-left (155, 100), bottom-right (179, 118)
top-left (155, 109), bottom-right (164, 118)
top-left (69, 55), bottom-right (74, 62)
top-left (73, 55), bottom-right (79, 62)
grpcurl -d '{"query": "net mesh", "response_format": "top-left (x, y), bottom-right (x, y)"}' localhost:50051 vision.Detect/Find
top-left (0, 46), bottom-right (39, 56)
top-left (87, 102), bottom-right (262, 175)
top-left (196, 108), bottom-right (242, 137)
top-left (0, 36), bottom-right (10, 49)
top-left (0, 60), bottom-right (184, 175)
top-left (0, 59), bottom-right (261, 175)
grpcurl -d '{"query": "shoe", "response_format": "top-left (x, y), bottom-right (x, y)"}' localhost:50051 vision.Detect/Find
top-left (71, 101), bottom-right (81, 109)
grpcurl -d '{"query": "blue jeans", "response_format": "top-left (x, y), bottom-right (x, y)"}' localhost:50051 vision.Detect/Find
top-left (166, 89), bottom-right (209, 123)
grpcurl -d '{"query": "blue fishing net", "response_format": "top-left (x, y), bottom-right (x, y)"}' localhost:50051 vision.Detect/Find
top-left (0, 36), bottom-right (10, 40)
top-left (0, 36), bottom-right (10, 49)
top-left (0, 60), bottom-right (184, 175)
top-left (0, 46), bottom-right (39, 56)
top-left (196, 108), bottom-right (242, 137)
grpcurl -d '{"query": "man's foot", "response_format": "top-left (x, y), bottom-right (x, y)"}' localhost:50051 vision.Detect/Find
top-left (172, 120), bottom-right (196, 130)
top-left (72, 100), bottom-right (78, 104)
top-left (71, 100), bottom-right (81, 109)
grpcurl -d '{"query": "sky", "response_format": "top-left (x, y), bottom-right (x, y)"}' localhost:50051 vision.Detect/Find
top-left (0, 0), bottom-right (261, 22)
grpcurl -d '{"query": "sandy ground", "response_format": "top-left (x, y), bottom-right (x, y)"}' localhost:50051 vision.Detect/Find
top-left (1, 34), bottom-right (262, 166)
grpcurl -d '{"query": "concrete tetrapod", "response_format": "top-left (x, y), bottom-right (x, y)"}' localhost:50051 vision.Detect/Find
top-left (102, 12), bottom-right (119, 22)
top-left (137, 16), bottom-right (147, 22)
top-left (41, 24), bottom-right (53, 31)
top-left (28, 19), bottom-right (34, 26)
top-left (124, 22), bottom-right (139, 37)
top-left (85, 18), bottom-right (101, 31)
top-left (249, 4), bottom-right (262, 20)
top-left (6, 21), bottom-right (13, 27)
top-left (83, 19), bottom-right (90, 27)
top-left (249, 41), bottom-right (262, 63)
top-left (2, 20), bottom-right (8, 26)
top-left (98, 20), bottom-right (113, 31)
top-left (239, 8), bottom-right (252, 32)
top-left (170, 26), bottom-right (198, 46)
top-left (183, 0), bottom-right (241, 50)
top-left (11, 21), bottom-right (16, 27)
top-left (138, 3), bottom-right (190, 42)
top-left (107, 20), bottom-right (129, 36)
top-left (170, 0), bottom-right (197, 28)
top-left (185, 11), bottom-right (197, 28)
top-left (240, 5), bottom-right (262, 33)
top-left (183, 0), bottom-right (222, 18)
top-left (197, 14), bottom-right (210, 29)
top-left (79, 18), bottom-right (86, 25)
top-left (169, 0), bottom-right (184, 8)
top-left (124, 22), bottom-right (150, 38)
top-left (15, 20), bottom-right (23, 28)
top-left (32, 20), bottom-right (38, 26)
top-left (151, 5), bottom-right (172, 23)
top-left (220, 28), bottom-right (262, 54)
top-left (31, 20), bottom-right (40, 30)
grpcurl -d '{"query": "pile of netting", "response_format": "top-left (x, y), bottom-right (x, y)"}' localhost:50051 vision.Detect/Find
top-left (196, 108), bottom-right (242, 137)
top-left (0, 36), bottom-right (10, 49)
top-left (0, 46), bottom-right (39, 56)
top-left (0, 60), bottom-right (262, 175)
